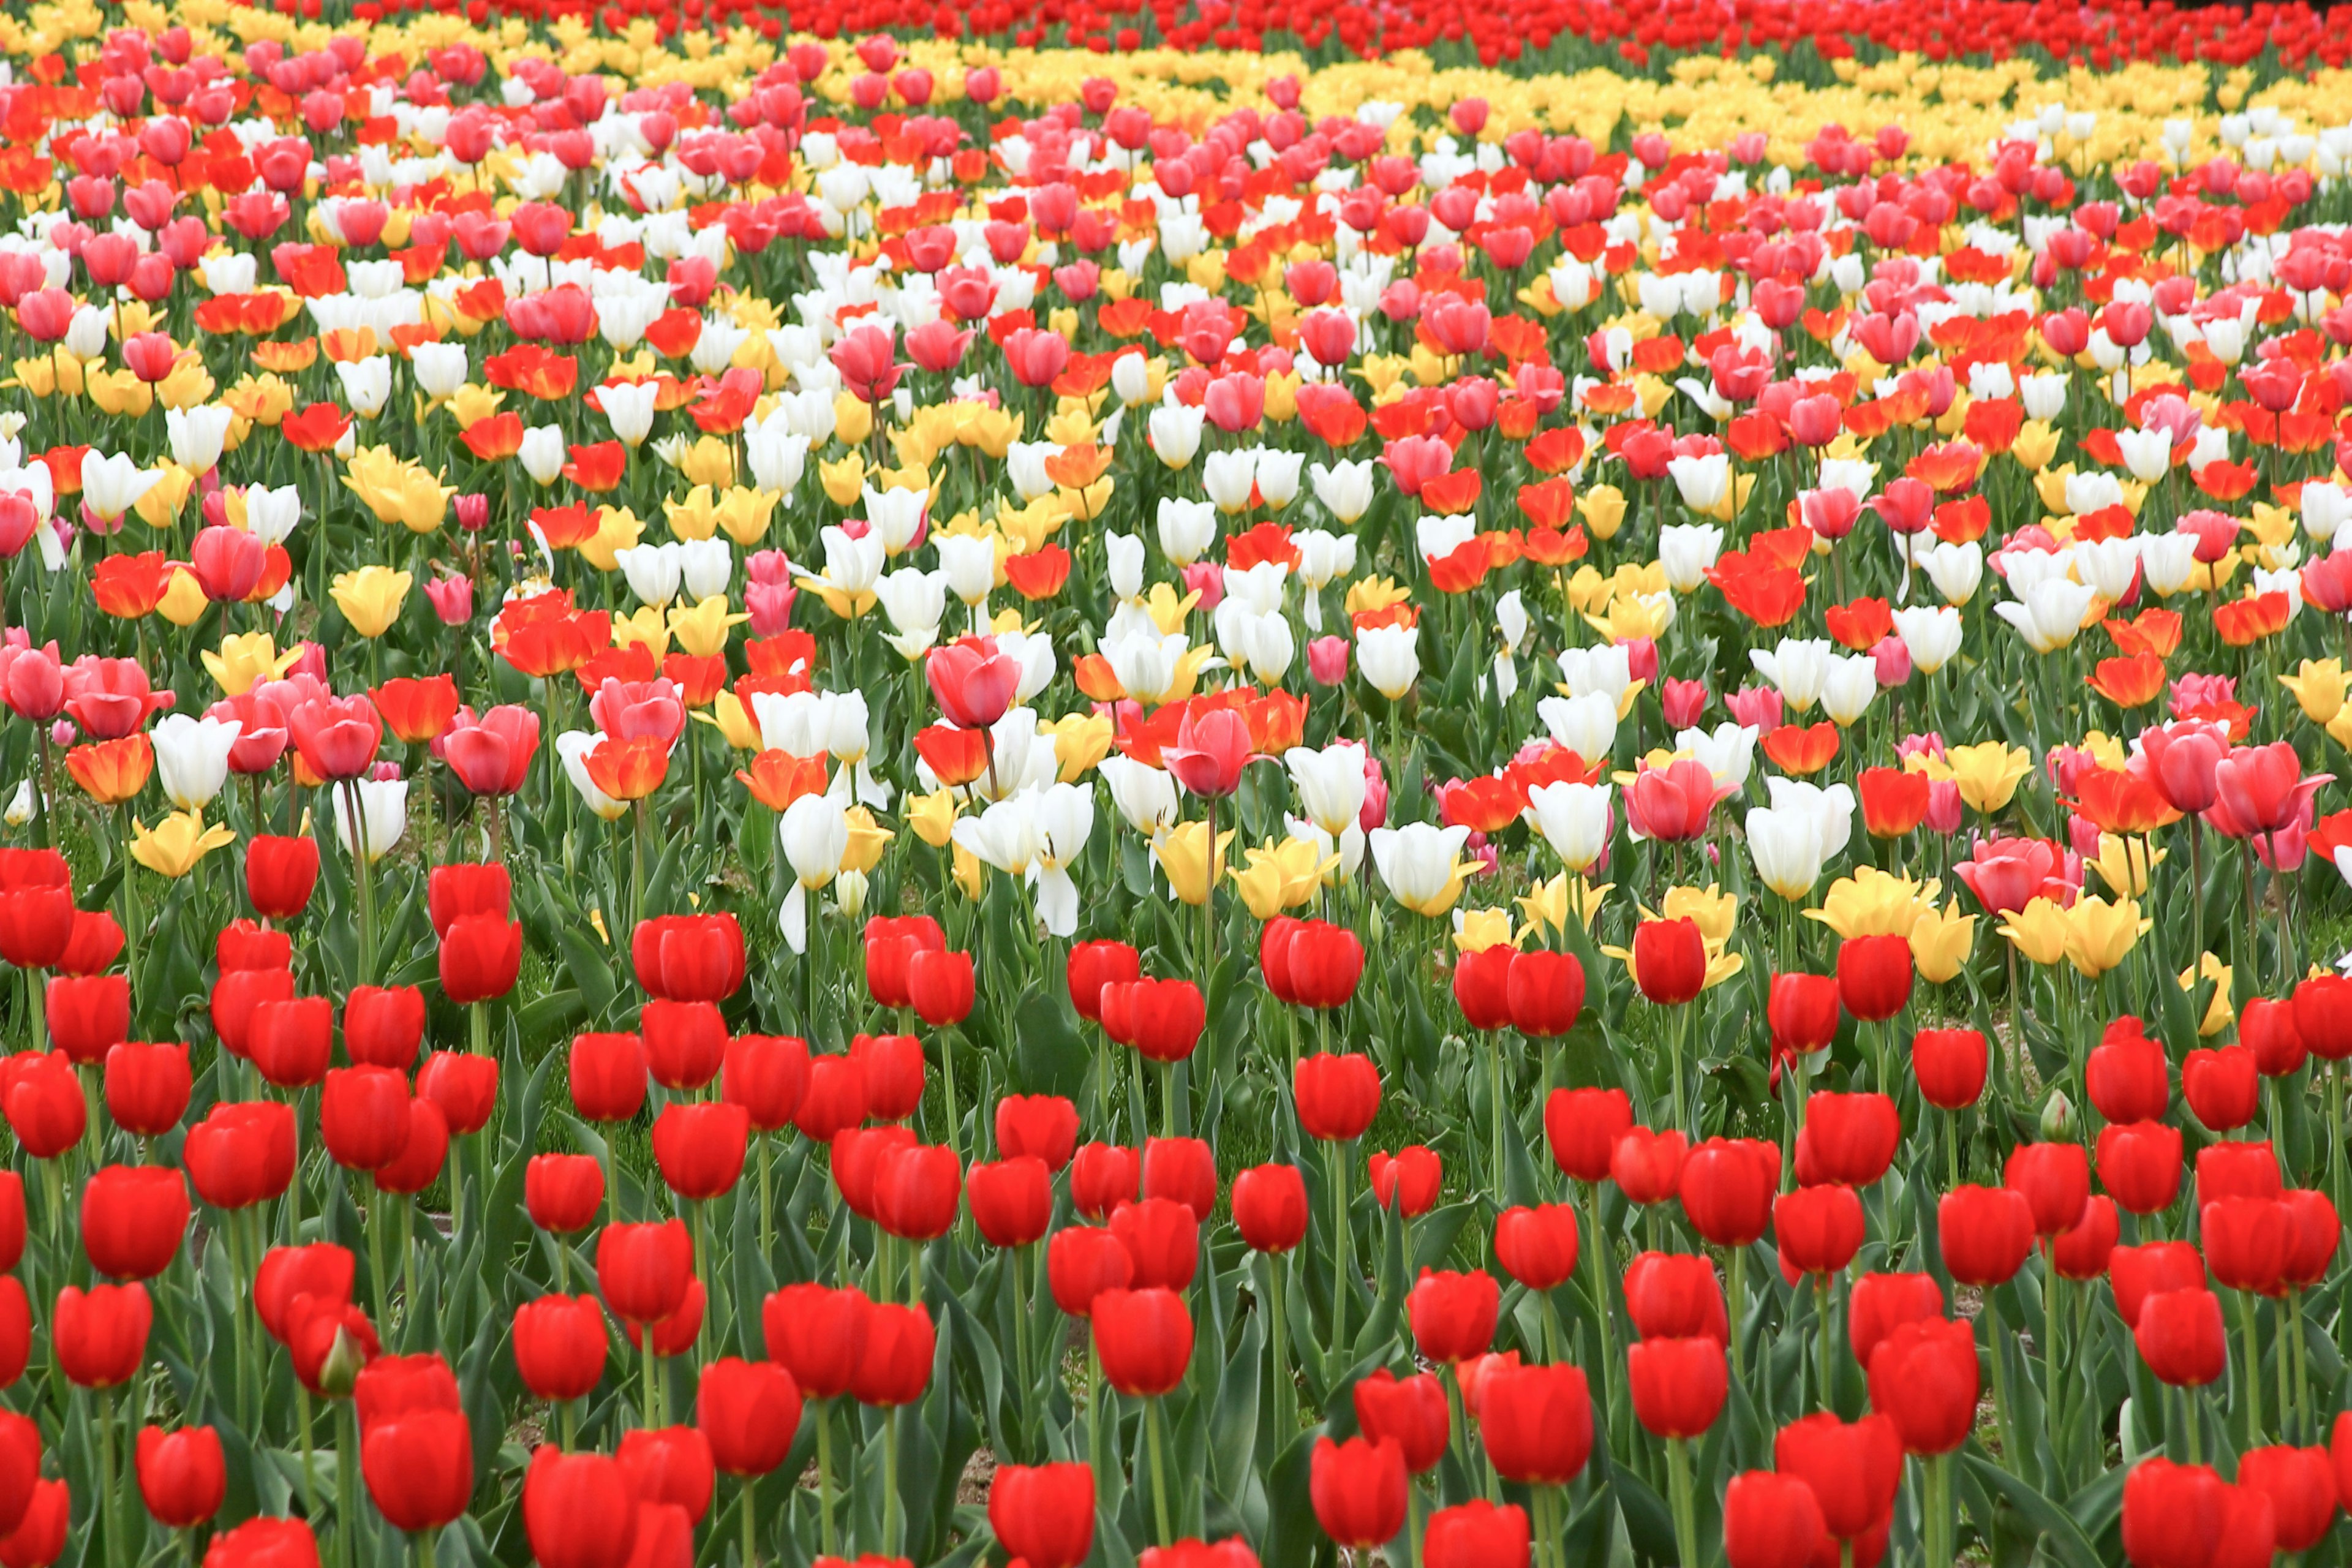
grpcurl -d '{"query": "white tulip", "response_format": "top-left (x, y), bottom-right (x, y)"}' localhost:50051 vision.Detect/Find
top-left (616, 541), bottom-right (683, 606)
top-left (1746, 806), bottom-right (1825, 901)
top-left (1666, 451), bottom-right (1730, 513)
top-left (1995, 576), bottom-right (2100, 652)
top-left (1890, 606), bottom-right (1962, 674)
top-left (1157, 497), bottom-right (1219, 566)
top-left (336, 356), bottom-right (393, 417)
top-left (596, 379), bottom-right (658, 446)
top-left (166, 405), bottom-right (234, 473)
top-left (1538, 692), bottom-right (1618, 761)
top-left (1310, 458), bottom-right (1375, 524)
top-left (1368, 822), bottom-right (1473, 915)
top-left (332, 777), bottom-right (408, 865)
top-left (1525, 780), bottom-right (1611, 872)
top-left (519, 425), bottom-right (567, 484)
top-left (1148, 401), bottom-right (1204, 469)
top-left (935, 532), bottom-right (998, 609)
top-left (557, 731), bottom-right (629, 821)
top-left (1285, 743), bottom-right (1368, 838)
top-left (1750, 637), bottom-right (1834, 713)
top-left (151, 714), bottom-right (240, 812)
top-left (1920, 540), bottom-right (1985, 606)
top-left (1355, 624), bottom-right (1420, 700)
top-left (1820, 655), bottom-right (1879, 726)
top-left (78, 452), bottom-right (161, 522)
top-left (1677, 722), bottom-right (1758, 791)
top-left (1657, 523), bottom-right (1724, 593)
top-left (777, 793), bottom-right (850, 953)
top-left (1202, 448), bottom-right (1257, 513)
top-left (1099, 755), bottom-right (1181, 834)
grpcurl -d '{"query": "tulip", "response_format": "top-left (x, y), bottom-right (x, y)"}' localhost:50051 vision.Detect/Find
top-left (1611, 1126), bottom-right (1687, 1205)
top-left (697, 1357), bottom-right (801, 1479)
top-left (1294, 1052), bottom-right (1380, 1142)
top-left (995, 1096), bottom-right (1079, 1172)
top-left (1774, 1184), bottom-right (1864, 1278)
top-left (522, 1450), bottom-right (639, 1568)
top-left (2182, 1046), bottom-right (2259, 1133)
top-left (344, 986), bottom-right (426, 1069)
top-left (2122, 1458), bottom-right (2230, 1568)
top-left (1310, 1436), bottom-right (1408, 1551)
top-left (1480, 1362), bottom-right (1593, 1485)
top-left (989, 1463), bottom-right (1096, 1568)
top-left (1424, 1501), bottom-right (1531, 1568)
top-left (2235, 1446), bottom-right (2337, 1553)
top-left (644, 1003), bottom-right (728, 1092)
top-left (1110, 1197), bottom-right (1198, 1291)
top-left (1629, 1336), bottom-right (1727, 1439)
top-left (245, 836), bottom-right (320, 919)
top-left (135, 1425), bottom-right (225, 1528)
top-left (1408, 1268), bottom-right (1499, 1364)
top-left (1545, 1088), bottom-right (1632, 1183)
top-left (55, 1282), bottom-right (151, 1387)
top-left (102, 1041), bottom-right (189, 1137)
top-left (2135, 1288), bottom-right (2228, 1388)
top-left (361, 1408), bottom-right (473, 1532)
top-left (1797, 1093), bottom-right (1899, 1187)
top-left (513, 1295), bottom-right (608, 1403)
top-left (967, 1158), bottom-right (1051, 1248)
top-left (81, 1165), bottom-right (189, 1280)
top-left (1494, 1204), bottom-right (1581, 1291)
top-left (1354, 1368), bottom-right (1449, 1473)
top-left (1775, 1412), bottom-right (1902, 1540)
top-left (200, 1518), bottom-right (322, 1568)
top-left (597, 1221), bottom-right (693, 1327)
top-left (2004, 1142), bottom-right (2091, 1237)
top-left (1723, 1472), bottom-right (1826, 1568)
top-left (652, 1102), bottom-right (748, 1202)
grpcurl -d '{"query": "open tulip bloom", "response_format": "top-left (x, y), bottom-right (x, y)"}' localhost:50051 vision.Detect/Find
top-left (16, 10), bottom-right (2352, 1568)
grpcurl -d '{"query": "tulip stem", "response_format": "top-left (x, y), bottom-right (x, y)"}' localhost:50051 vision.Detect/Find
top-left (2044, 1264), bottom-right (2064, 1488)
top-left (641, 1321), bottom-right (658, 1425)
top-left (1327, 1139), bottom-right (1351, 1353)
top-left (815, 1400), bottom-right (837, 1559)
top-left (2288, 1289), bottom-right (2310, 1443)
top-left (1667, 1436), bottom-right (1697, 1568)
top-left (2235, 1289), bottom-right (2262, 1446)
top-left (758, 1133), bottom-right (774, 1262)
top-left (336, 1403), bottom-right (361, 1568)
top-left (1984, 1291), bottom-right (2019, 1476)
top-left (1268, 1256), bottom-right (1293, 1433)
top-left (96, 1387), bottom-right (121, 1568)
top-left (296, 1389), bottom-right (317, 1520)
top-left (740, 1475), bottom-right (757, 1568)
top-left (1816, 1276), bottom-right (1834, 1412)
top-left (883, 1404), bottom-right (903, 1555)
top-left (366, 1177), bottom-right (391, 1331)
top-left (1145, 1394), bottom-right (1173, 1546)
top-left (1727, 1247), bottom-right (1747, 1385)
top-left (1926, 1452), bottom-right (1952, 1568)
top-left (1583, 1180), bottom-right (1616, 1430)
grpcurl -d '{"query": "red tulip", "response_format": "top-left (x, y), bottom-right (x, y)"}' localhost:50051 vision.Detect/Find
top-left (1625, 1251), bottom-right (1728, 1344)
top-left (1545, 1087), bottom-right (1632, 1183)
top-left (1479, 1363), bottom-right (1593, 1485)
top-left (0, 1480), bottom-right (66, 1568)
top-left (2203, 1196), bottom-right (2293, 1295)
top-left (2281, 1189), bottom-right (2339, 1288)
top-left (1773, 1185), bottom-right (1864, 1278)
top-left (2088, 1020), bottom-right (2171, 1123)
top-left (522, 1449), bottom-right (639, 1568)
top-left (45, 974), bottom-right (127, 1065)
top-left (643, 1002), bottom-right (727, 1092)
top-left (4, 1052), bottom-right (85, 1158)
top-left (763, 1284), bottom-right (870, 1400)
top-left (967, 1157), bottom-right (1052, 1248)
top-left (1937, 1185), bottom-right (2033, 1285)
top-left (862, 915), bottom-right (944, 1011)
top-left (254, 1245), bottom-right (356, 1344)
top-left (136, 1425), bottom-right (225, 1528)
top-left (988, 1462), bottom-right (1096, 1568)
top-left (653, 1102), bottom-right (748, 1201)
top-left (1069, 1143), bottom-right (1139, 1219)
top-left (1629, 1335), bottom-right (1727, 1438)
top-left (2098, 1122), bottom-right (2184, 1216)
top-left (343, 986), bottom-right (426, 1069)
top-left (2196, 1142), bottom-right (2282, 1208)
top-left (2004, 1141), bottom-right (2090, 1236)
top-left (1142, 1136), bottom-right (1218, 1222)
top-left (1368, 1147), bottom-right (1441, 1216)
top-left (2109, 1243), bottom-right (2209, 1329)
top-left (616, 1427), bottom-right (713, 1523)
top-left (1768, 973), bottom-right (1840, 1058)
top-left (1294, 1052), bottom-right (1379, 1141)
top-left (696, 1357), bottom-right (801, 1476)
top-left (1847, 1273), bottom-right (1943, 1370)
top-left (1679, 1138), bottom-right (1777, 1247)
top-left (1354, 1368), bottom-right (1449, 1472)
top-left (0, 1280), bottom-right (28, 1389)
top-left (848, 1303), bottom-right (933, 1407)
top-left (2236, 1446), bottom-right (2337, 1553)
top-left (995, 1095), bottom-right (1079, 1171)
top-left (2122, 1458), bottom-right (2230, 1568)
top-left (200, 1518), bottom-right (322, 1568)
top-left (246, 835), bottom-right (320, 919)
top-left (1722, 1471), bottom-right (1826, 1568)
top-left (513, 1294), bottom-right (608, 1403)
top-left (2291, 976), bottom-right (2352, 1061)
top-left (1506, 950), bottom-right (1583, 1036)
top-left (1110, 1197), bottom-right (1198, 1291)
top-left (1093, 1286), bottom-right (1192, 1395)
top-left (2237, 999), bottom-right (2305, 1078)
top-left (416, 1052), bottom-right (498, 1135)
top-left (1864, 1316), bottom-right (1977, 1455)
top-left (1047, 1226), bottom-right (1133, 1317)
top-left (320, 1066), bottom-right (410, 1171)
top-left (620, 1280), bottom-right (702, 1360)
top-left (354, 1354), bottom-right (461, 1431)
top-left (211, 967), bottom-right (293, 1062)
top-left (1796, 1093), bottom-right (1898, 1187)
top-left (1233, 1164), bottom-right (1308, 1254)
top-left (1630, 918), bottom-right (1707, 1005)
top-left (1910, 1028), bottom-right (1987, 1110)
top-left (1452, 944), bottom-right (1512, 1030)
top-left (925, 636), bottom-right (1021, 731)
top-left (55, 1281), bottom-right (151, 1387)
top-left (1309, 1436), bottom-right (1408, 1550)
top-left (361, 1408), bottom-right (473, 1531)
top-left (1409, 1268), bottom-right (1499, 1363)
top-left (372, 1100), bottom-right (449, 1196)
top-left (1424, 1501), bottom-right (1530, 1568)
top-left (1066, 941), bottom-right (1140, 1022)
top-left (908, 948), bottom-right (974, 1027)
top-left (2052, 1197), bottom-right (2119, 1280)
top-left (1494, 1204), bottom-right (1580, 1290)
top-left (1610, 1126), bottom-right (1687, 1205)
top-left (597, 1220), bottom-right (693, 1325)
top-left (437, 913), bottom-right (522, 1005)
top-left (81, 1165), bottom-right (188, 1280)
top-left (632, 914), bottom-right (745, 1003)
top-left (2183, 1046), bottom-right (2259, 1132)
top-left (1773, 1412), bottom-right (1902, 1539)
top-left (103, 1041), bottom-right (190, 1136)
top-left (2135, 1289), bottom-right (2228, 1387)
top-left (791, 1057), bottom-right (865, 1142)
top-left (0, 1414), bottom-right (37, 1537)
top-left (183, 1101), bottom-right (296, 1211)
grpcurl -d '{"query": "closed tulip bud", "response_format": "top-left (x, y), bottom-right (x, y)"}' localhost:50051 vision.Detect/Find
top-left (437, 912), bottom-right (522, 1005)
top-left (1629, 1335), bottom-right (1727, 1438)
top-left (831, 1128), bottom-right (916, 1220)
top-left (1774, 1184), bottom-right (1866, 1278)
top-left (0, 1174), bottom-right (20, 1273)
top-left (2109, 1243), bottom-right (2209, 1330)
top-left (763, 1284), bottom-right (870, 1401)
top-left (211, 967), bottom-right (294, 1062)
top-left (988, 1463), bottom-right (1096, 1568)
top-left (874, 1143), bottom-right (960, 1241)
top-left (1505, 949), bottom-right (1583, 1036)
top-left (1494, 1204), bottom-right (1580, 1290)
top-left (522, 1449), bottom-right (639, 1568)
top-left (5, 1052), bottom-right (86, 1158)
top-left (513, 1294), bottom-right (608, 1403)
top-left (0, 1278), bottom-right (29, 1389)
top-left (1048, 1226), bottom-right (1133, 1317)
top-left (1864, 1315), bottom-right (1977, 1454)
top-left (2281, 1189), bottom-right (2339, 1289)
top-left (1452, 944), bottom-right (1514, 1030)
top-left (697, 1357), bottom-right (801, 1476)
top-left (46, 974), bottom-right (127, 1065)
top-left (1834, 934), bottom-right (1912, 1022)
top-left (361, 1408), bottom-right (473, 1531)
top-left (246, 835), bottom-right (320, 919)
top-left (907, 948), bottom-right (974, 1027)
top-left (1767, 973), bottom-right (1840, 1058)
top-left (1423, 1500), bottom-right (1529, 1568)
top-left (1110, 1196), bottom-right (1198, 1290)
top-left (1347, 1370), bottom-right (1446, 1476)
top-left (616, 1428), bottom-right (714, 1523)
top-left (2135, 1288), bottom-right (2228, 1387)
top-left (1545, 1087), bottom-right (1632, 1183)
top-left (342, 986), bottom-right (426, 1070)
top-left (597, 1220), bottom-right (693, 1325)
top-left (1611, 1126), bottom-right (1687, 1205)
top-left (55, 1281), bottom-right (151, 1387)
top-left (253, 1245), bottom-right (356, 1344)
top-left (1723, 1472), bottom-right (1826, 1568)
top-left (2122, 1458), bottom-right (2230, 1568)
top-left (0, 1480), bottom-right (67, 1568)
top-left (104, 1041), bottom-right (191, 1137)
top-left (966, 1157), bottom-right (1052, 1248)
top-left (1310, 1436), bottom-right (1408, 1551)
top-left (1479, 1363), bottom-right (1594, 1485)
top-left (2098, 1121), bottom-right (2182, 1216)
top-left (1631, 917), bottom-right (1708, 1005)
top-left (1066, 940), bottom-right (1141, 1022)
top-left (1910, 1028), bottom-right (1987, 1110)
top-left (136, 1426), bottom-right (225, 1528)
top-left (848, 1303), bottom-right (934, 1407)
top-left (621, 1280), bottom-right (703, 1360)
top-left (1071, 1143), bottom-right (1139, 1218)
top-left (1773, 1412), bottom-right (1902, 1540)
top-left (320, 1066), bottom-right (410, 1172)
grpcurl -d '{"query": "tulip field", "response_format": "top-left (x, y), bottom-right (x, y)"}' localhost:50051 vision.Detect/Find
top-left (20, 1), bottom-right (2352, 1567)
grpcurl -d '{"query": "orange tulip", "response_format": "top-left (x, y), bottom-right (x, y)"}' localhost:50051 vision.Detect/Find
top-left (67, 736), bottom-right (154, 804)
top-left (584, 736), bottom-right (669, 801)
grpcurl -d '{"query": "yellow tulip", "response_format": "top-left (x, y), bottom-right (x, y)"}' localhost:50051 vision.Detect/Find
top-left (1943, 741), bottom-right (2032, 814)
top-left (129, 812), bottom-right (236, 879)
top-left (907, 789), bottom-right (960, 849)
top-left (2181, 952), bottom-right (2234, 1036)
top-left (1577, 483), bottom-right (1627, 540)
top-left (819, 453), bottom-right (867, 508)
top-left (330, 567), bottom-right (413, 639)
top-left (2282, 658), bottom-right (2346, 726)
top-left (677, 436), bottom-right (735, 488)
top-left (669, 597), bottom-right (748, 659)
top-left (1039, 714), bottom-right (1112, 782)
top-left (717, 488), bottom-right (777, 548)
top-left (1344, 576), bottom-right (1412, 617)
top-left (2062, 894), bottom-right (2148, 978)
top-left (2009, 420), bottom-right (2060, 472)
top-left (611, 606), bottom-right (669, 655)
top-left (1452, 908), bottom-right (1518, 954)
top-left (446, 384), bottom-right (506, 429)
top-left (2086, 833), bottom-right (2164, 898)
top-left (1154, 821), bottom-right (1236, 907)
top-left (578, 507), bottom-right (646, 573)
top-left (203, 633), bottom-right (303, 696)
top-left (951, 841), bottom-right (985, 901)
top-left (156, 355), bottom-right (216, 411)
top-left (1908, 906), bottom-right (1976, 983)
top-left (832, 394), bottom-right (873, 450)
top-left (157, 568), bottom-right (208, 628)
top-left (1997, 897), bottom-right (2071, 967)
top-left (1659, 884), bottom-right (1737, 949)
top-left (842, 806), bottom-right (894, 875)
top-left (132, 466), bottom-right (195, 530)
top-left (1142, 582), bottom-right (1200, 635)
top-left (341, 447), bottom-right (451, 533)
top-left (86, 367), bottom-right (154, 418)
top-left (699, 691), bottom-right (761, 750)
top-left (1806, 867), bottom-right (1938, 940)
top-left (663, 486), bottom-right (723, 541)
